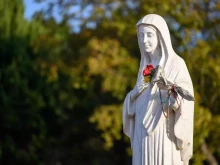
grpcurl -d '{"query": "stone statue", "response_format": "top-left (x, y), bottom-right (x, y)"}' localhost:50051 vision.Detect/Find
top-left (123, 14), bottom-right (194, 165)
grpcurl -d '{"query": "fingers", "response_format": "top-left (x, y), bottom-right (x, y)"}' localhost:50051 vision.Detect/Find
top-left (137, 83), bottom-right (143, 92)
top-left (169, 94), bottom-right (179, 111)
top-left (156, 82), bottom-right (169, 90)
top-left (137, 77), bottom-right (148, 93)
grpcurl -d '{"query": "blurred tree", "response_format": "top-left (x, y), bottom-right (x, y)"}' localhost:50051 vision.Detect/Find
top-left (1, 0), bottom-right (47, 164)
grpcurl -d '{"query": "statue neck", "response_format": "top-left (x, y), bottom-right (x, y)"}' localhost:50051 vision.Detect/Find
top-left (148, 47), bottom-right (161, 67)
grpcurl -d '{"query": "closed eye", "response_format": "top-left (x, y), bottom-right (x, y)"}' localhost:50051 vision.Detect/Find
top-left (139, 33), bottom-right (144, 37)
top-left (147, 32), bottom-right (154, 37)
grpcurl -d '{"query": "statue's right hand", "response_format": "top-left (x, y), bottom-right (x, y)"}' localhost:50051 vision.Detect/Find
top-left (130, 76), bottom-right (148, 100)
top-left (137, 78), bottom-right (148, 93)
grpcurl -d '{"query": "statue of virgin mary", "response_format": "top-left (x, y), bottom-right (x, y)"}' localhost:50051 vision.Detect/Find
top-left (123, 14), bottom-right (194, 165)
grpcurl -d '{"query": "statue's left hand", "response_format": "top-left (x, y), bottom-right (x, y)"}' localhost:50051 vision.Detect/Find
top-left (169, 94), bottom-right (180, 111)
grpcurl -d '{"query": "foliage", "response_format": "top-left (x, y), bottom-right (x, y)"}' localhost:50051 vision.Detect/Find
top-left (1, 0), bottom-right (220, 164)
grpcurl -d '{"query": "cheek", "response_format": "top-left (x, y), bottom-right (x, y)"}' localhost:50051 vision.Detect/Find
top-left (139, 37), bottom-right (143, 42)
top-left (152, 37), bottom-right (158, 47)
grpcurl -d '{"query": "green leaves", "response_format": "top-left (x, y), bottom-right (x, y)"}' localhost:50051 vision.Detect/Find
top-left (89, 104), bottom-right (122, 150)
top-left (85, 37), bottom-right (138, 100)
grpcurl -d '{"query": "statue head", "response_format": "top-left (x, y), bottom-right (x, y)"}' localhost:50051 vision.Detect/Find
top-left (138, 25), bottom-right (159, 54)
top-left (135, 14), bottom-right (176, 85)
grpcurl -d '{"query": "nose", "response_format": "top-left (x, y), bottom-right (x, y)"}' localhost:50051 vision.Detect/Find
top-left (143, 34), bottom-right (148, 43)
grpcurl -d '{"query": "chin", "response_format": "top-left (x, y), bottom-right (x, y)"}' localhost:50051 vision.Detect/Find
top-left (144, 49), bottom-right (152, 53)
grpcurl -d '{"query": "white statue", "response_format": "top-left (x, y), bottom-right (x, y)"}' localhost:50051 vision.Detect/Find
top-left (123, 14), bottom-right (194, 165)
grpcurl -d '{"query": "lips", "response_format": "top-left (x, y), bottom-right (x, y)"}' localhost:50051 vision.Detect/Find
top-left (144, 44), bottom-right (150, 47)
top-left (144, 46), bottom-right (150, 49)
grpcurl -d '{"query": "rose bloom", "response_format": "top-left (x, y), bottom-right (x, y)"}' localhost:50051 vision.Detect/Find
top-left (143, 64), bottom-right (154, 77)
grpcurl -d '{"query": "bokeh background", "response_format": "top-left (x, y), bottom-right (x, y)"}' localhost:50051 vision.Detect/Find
top-left (1, 0), bottom-right (220, 164)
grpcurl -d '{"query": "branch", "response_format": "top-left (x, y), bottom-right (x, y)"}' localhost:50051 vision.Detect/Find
top-left (201, 141), bottom-right (219, 165)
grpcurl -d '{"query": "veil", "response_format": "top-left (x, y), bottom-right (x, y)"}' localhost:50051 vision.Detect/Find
top-left (135, 14), bottom-right (176, 87)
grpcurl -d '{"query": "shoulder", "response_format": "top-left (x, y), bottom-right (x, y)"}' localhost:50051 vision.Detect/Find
top-left (171, 54), bottom-right (188, 69)
top-left (172, 54), bottom-right (193, 88)
top-left (172, 54), bottom-right (185, 64)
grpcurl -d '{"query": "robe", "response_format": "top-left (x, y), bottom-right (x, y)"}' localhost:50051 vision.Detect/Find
top-left (123, 55), bottom-right (194, 165)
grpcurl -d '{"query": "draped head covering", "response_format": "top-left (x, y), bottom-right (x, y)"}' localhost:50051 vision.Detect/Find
top-left (135, 14), bottom-right (176, 86)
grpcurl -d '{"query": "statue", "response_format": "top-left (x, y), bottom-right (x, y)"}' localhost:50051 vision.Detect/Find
top-left (123, 14), bottom-right (194, 165)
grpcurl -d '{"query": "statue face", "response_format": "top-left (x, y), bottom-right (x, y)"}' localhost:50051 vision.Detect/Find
top-left (139, 25), bottom-right (159, 53)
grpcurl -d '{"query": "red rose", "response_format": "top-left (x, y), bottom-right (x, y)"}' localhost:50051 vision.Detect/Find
top-left (146, 64), bottom-right (154, 70)
top-left (143, 64), bottom-right (154, 77)
top-left (143, 69), bottom-right (150, 76)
